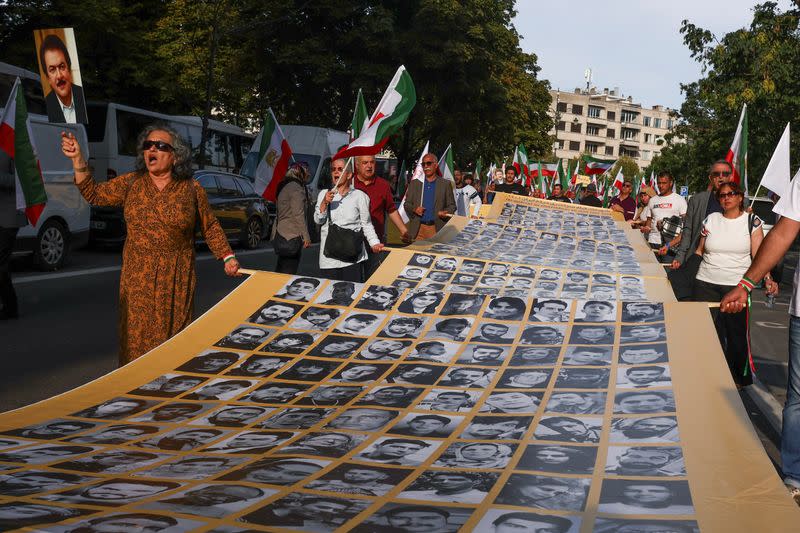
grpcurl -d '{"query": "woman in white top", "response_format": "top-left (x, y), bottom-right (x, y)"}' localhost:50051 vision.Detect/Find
top-left (692, 181), bottom-right (778, 387)
top-left (314, 160), bottom-right (383, 282)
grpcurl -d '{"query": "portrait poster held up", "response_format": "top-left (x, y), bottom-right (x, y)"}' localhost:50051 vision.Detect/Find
top-left (33, 28), bottom-right (88, 124)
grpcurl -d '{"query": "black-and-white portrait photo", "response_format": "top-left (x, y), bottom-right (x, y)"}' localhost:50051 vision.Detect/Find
top-left (388, 413), bottom-right (463, 438)
top-left (440, 293), bottom-right (485, 316)
top-left (546, 391), bottom-right (606, 415)
top-left (275, 276), bottom-right (323, 302)
top-left (276, 359), bottom-right (340, 381)
top-left (129, 402), bottom-right (212, 424)
top-left (598, 479), bottom-right (694, 515)
top-left (437, 367), bottom-right (495, 388)
top-left (393, 280), bottom-right (417, 292)
top-left (240, 492), bottom-right (369, 532)
top-left (511, 265), bottom-right (537, 277)
top-left (452, 273), bottom-right (479, 286)
top-left (277, 432), bottom-right (368, 458)
top-left (433, 441), bottom-right (517, 469)
top-left (497, 368), bottom-right (553, 389)
top-left (307, 335), bottom-right (366, 359)
top-left (355, 386), bottom-right (423, 409)
top-left (54, 512), bottom-right (204, 532)
top-left (433, 256), bottom-right (458, 271)
top-left (289, 307), bottom-right (342, 331)
top-left (242, 383), bottom-right (308, 404)
top-left (460, 415), bottom-right (531, 440)
top-left (384, 364), bottom-right (446, 385)
top-left (562, 346), bottom-right (612, 366)
top-left (534, 416), bottom-right (602, 443)
top-left (335, 312), bottom-right (385, 336)
top-left (325, 408), bottom-right (398, 431)
top-left (517, 444), bottom-right (598, 475)
top-left (610, 416), bottom-right (680, 443)
top-left (397, 470), bottom-right (498, 504)
top-left (175, 350), bottom-right (243, 374)
top-left (357, 339), bottom-right (411, 360)
top-left (225, 355), bottom-right (292, 377)
top-left (0, 439), bottom-right (25, 450)
top-left (203, 430), bottom-right (294, 454)
top-left (480, 391), bottom-right (542, 414)
top-left (620, 323), bottom-right (667, 344)
top-left (259, 331), bottom-right (318, 355)
top-left (483, 296), bottom-right (527, 321)
top-left (355, 285), bottom-right (401, 311)
top-left (606, 446), bottom-right (686, 476)
top-left (617, 365), bottom-right (672, 388)
top-left (1, 419), bottom-right (97, 440)
top-left (569, 325), bottom-right (615, 345)
top-left (218, 457), bottom-right (330, 485)
top-left (459, 259), bottom-right (485, 274)
top-left (398, 265), bottom-right (428, 281)
top-left (41, 478), bottom-right (182, 506)
top-left (495, 473), bottom-right (590, 511)
top-left (619, 343), bottom-right (669, 365)
top-left (398, 290), bottom-right (444, 314)
top-left (350, 503), bottom-right (475, 533)
top-left (406, 340), bottom-right (459, 364)
top-left (305, 463), bottom-right (411, 497)
top-left (478, 275), bottom-right (506, 289)
top-left (0, 470), bottom-right (96, 497)
top-left (415, 389), bottom-right (480, 412)
top-left (248, 300), bottom-right (303, 326)
top-left (52, 450), bottom-right (166, 474)
top-left (378, 316), bottom-right (428, 339)
top-left (181, 379), bottom-right (256, 401)
top-left (67, 424), bottom-right (159, 445)
top-left (355, 437), bottom-right (441, 466)
top-left (142, 483), bottom-right (278, 519)
top-left (134, 455), bottom-right (246, 480)
top-left (313, 280), bottom-right (363, 306)
top-left (0, 502), bottom-right (93, 530)
top-left (258, 408), bottom-right (333, 430)
top-left (574, 300), bottom-right (616, 322)
top-left (509, 346), bottom-right (560, 366)
top-left (457, 345), bottom-right (511, 366)
top-left (519, 325), bottom-right (566, 345)
top-left (129, 374), bottom-right (207, 397)
top-left (294, 385), bottom-right (363, 406)
top-left (593, 518), bottom-right (700, 533)
top-left (427, 270), bottom-right (453, 284)
top-left (408, 253), bottom-right (435, 267)
top-left (621, 302), bottom-right (666, 323)
top-left (329, 363), bottom-right (390, 384)
top-left (555, 368), bottom-right (610, 389)
top-left (190, 405), bottom-right (271, 427)
top-left (71, 397), bottom-right (156, 420)
top-left (215, 325), bottom-right (274, 350)
top-left (614, 391), bottom-right (676, 414)
top-left (472, 509), bottom-right (579, 533)
top-left (135, 427), bottom-right (230, 451)
top-left (470, 323), bottom-right (519, 344)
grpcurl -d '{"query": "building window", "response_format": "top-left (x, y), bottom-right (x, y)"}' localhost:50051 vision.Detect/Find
top-left (654, 118), bottom-right (663, 128)
top-left (570, 122), bottom-right (582, 133)
top-left (607, 111), bottom-right (616, 121)
top-left (557, 102), bottom-right (567, 112)
top-left (667, 119), bottom-right (674, 129)
top-left (587, 125), bottom-right (600, 136)
top-left (588, 106), bottom-right (602, 118)
top-left (572, 104), bottom-right (583, 115)
top-left (620, 147), bottom-right (639, 158)
top-left (644, 133), bottom-right (652, 143)
top-left (643, 116), bottom-right (651, 127)
top-left (556, 140), bottom-right (564, 149)
top-left (569, 141), bottom-right (580, 151)
top-left (621, 110), bottom-right (638, 123)
top-left (605, 146), bottom-right (614, 156)
top-left (585, 142), bottom-right (600, 154)
top-left (621, 128), bottom-right (638, 140)
top-left (607, 128), bottom-right (616, 139)
top-left (556, 121), bottom-right (566, 131)
top-left (642, 150), bottom-right (651, 160)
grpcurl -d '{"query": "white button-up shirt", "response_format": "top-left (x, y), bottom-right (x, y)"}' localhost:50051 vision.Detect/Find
top-left (314, 186), bottom-right (380, 269)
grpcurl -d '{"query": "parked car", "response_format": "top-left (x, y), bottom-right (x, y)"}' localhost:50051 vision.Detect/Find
top-left (90, 170), bottom-right (270, 249)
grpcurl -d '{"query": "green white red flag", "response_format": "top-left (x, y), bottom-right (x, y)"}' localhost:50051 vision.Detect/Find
top-left (556, 159), bottom-right (568, 189)
top-left (254, 108), bottom-right (293, 202)
top-left (438, 143), bottom-right (455, 183)
top-left (612, 166), bottom-right (624, 192)
top-left (530, 162), bottom-right (558, 178)
top-left (583, 155), bottom-right (615, 175)
top-left (0, 77), bottom-right (46, 225)
top-left (335, 66), bottom-right (416, 160)
top-left (512, 144), bottom-right (530, 185)
top-left (725, 103), bottom-right (749, 195)
top-left (350, 88), bottom-right (369, 142)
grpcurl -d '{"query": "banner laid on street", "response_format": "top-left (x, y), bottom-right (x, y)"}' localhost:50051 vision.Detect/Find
top-left (0, 195), bottom-right (797, 532)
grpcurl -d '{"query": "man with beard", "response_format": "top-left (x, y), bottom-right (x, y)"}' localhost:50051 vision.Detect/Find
top-left (460, 345), bottom-right (507, 366)
top-left (537, 416), bottom-right (600, 443)
top-left (427, 317), bottom-right (471, 342)
top-left (249, 301), bottom-right (302, 326)
top-left (621, 302), bottom-right (664, 323)
top-left (147, 484), bottom-right (266, 518)
top-left (356, 286), bottom-right (400, 311)
top-left (454, 168), bottom-right (482, 217)
top-left (320, 281), bottom-right (358, 306)
top-left (214, 327), bottom-right (270, 350)
top-left (357, 386), bottom-right (421, 408)
top-left (488, 165), bottom-right (528, 197)
top-left (438, 368), bottom-right (494, 388)
top-left (138, 429), bottom-right (223, 451)
top-left (607, 446), bottom-right (684, 476)
top-left (307, 466), bottom-right (396, 496)
top-left (610, 416), bottom-right (680, 443)
top-left (290, 307), bottom-right (341, 331)
top-left (471, 323), bottom-right (514, 343)
top-left (0, 471), bottom-right (89, 496)
top-left (357, 438), bottom-right (431, 465)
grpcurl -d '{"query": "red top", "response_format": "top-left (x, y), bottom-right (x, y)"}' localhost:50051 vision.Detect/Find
top-left (354, 176), bottom-right (396, 242)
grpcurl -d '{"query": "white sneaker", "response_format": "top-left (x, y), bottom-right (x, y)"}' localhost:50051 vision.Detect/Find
top-left (786, 484), bottom-right (800, 506)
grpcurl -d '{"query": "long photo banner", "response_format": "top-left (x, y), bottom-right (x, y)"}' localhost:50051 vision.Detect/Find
top-left (0, 194), bottom-right (797, 532)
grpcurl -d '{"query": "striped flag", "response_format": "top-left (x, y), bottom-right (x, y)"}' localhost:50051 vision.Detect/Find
top-left (253, 108), bottom-right (293, 202)
top-left (726, 103), bottom-right (748, 195)
top-left (583, 155), bottom-right (616, 175)
top-left (512, 144), bottom-right (530, 185)
top-left (350, 88), bottom-right (369, 141)
top-left (335, 66), bottom-right (416, 160)
top-left (438, 143), bottom-right (455, 183)
top-left (0, 78), bottom-right (46, 225)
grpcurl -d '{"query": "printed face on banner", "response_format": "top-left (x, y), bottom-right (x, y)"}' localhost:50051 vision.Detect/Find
top-left (33, 28), bottom-right (88, 124)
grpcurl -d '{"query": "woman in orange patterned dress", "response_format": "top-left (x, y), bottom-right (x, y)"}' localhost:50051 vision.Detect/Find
top-left (61, 125), bottom-right (241, 365)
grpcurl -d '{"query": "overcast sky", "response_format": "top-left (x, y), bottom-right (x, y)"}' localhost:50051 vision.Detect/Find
top-left (514, 0), bottom-right (793, 110)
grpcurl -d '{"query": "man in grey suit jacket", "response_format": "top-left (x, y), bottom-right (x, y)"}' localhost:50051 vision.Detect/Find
top-left (671, 159), bottom-right (732, 268)
top-left (404, 153), bottom-right (456, 241)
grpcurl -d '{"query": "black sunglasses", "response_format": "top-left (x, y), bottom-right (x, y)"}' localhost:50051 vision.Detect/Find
top-left (710, 171), bottom-right (732, 178)
top-left (142, 140), bottom-right (174, 152)
top-left (422, 161), bottom-right (436, 167)
top-left (717, 190), bottom-right (741, 199)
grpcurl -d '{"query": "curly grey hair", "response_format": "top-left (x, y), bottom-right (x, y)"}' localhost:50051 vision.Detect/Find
top-left (135, 124), bottom-right (193, 180)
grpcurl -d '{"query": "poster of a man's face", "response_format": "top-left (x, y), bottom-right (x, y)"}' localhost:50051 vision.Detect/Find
top-left (34, 28), bottom-right (88, 124)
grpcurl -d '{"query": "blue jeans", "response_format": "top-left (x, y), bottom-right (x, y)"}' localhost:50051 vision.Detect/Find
top-left (784, 315), bottom-right (800, 488)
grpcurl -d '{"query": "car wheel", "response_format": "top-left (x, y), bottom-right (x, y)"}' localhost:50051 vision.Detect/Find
top-left (34, 219), bottom-right (69, 271)
top-left (242, 217), bottom-right (263, 249)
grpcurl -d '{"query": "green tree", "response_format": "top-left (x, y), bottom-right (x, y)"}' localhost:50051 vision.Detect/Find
top-left (610, 155), bottom-right (639, 183)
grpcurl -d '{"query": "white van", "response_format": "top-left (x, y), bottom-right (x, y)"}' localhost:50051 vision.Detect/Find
top-left (14, 118), bottom-right (91, 270)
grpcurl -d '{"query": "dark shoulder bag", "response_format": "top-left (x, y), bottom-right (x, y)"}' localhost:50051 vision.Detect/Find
top-left (323, 201), bottom-right (364, 263)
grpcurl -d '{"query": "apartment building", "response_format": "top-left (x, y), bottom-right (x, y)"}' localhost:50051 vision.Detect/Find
top-left (549, 87), bottom-right (676, 169)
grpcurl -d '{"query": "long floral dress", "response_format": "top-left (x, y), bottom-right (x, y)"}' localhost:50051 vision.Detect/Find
top-left (77, 172), bottom-right (233, 365)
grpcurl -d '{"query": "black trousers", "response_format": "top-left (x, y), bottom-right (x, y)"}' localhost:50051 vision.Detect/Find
top-left (322, 262), bottom-right (364, 282)
top-left (693, 278), bottom-right (752, 386)
top-left (0, 227), bottom-right (19, 317)
top-left (275, 251), bottom-right (302, 275)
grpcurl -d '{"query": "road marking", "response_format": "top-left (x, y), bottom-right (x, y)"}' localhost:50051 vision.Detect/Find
top-left (755, 359), bottom-right (789, 367)
top-left (12, 247), bottom-right (282, 284)
top-left (755, 321), bottom-right (788, 329)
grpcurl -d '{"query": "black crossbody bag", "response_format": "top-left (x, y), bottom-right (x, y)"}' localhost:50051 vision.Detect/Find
top-left (323, 202), bottom-right (363, 263)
